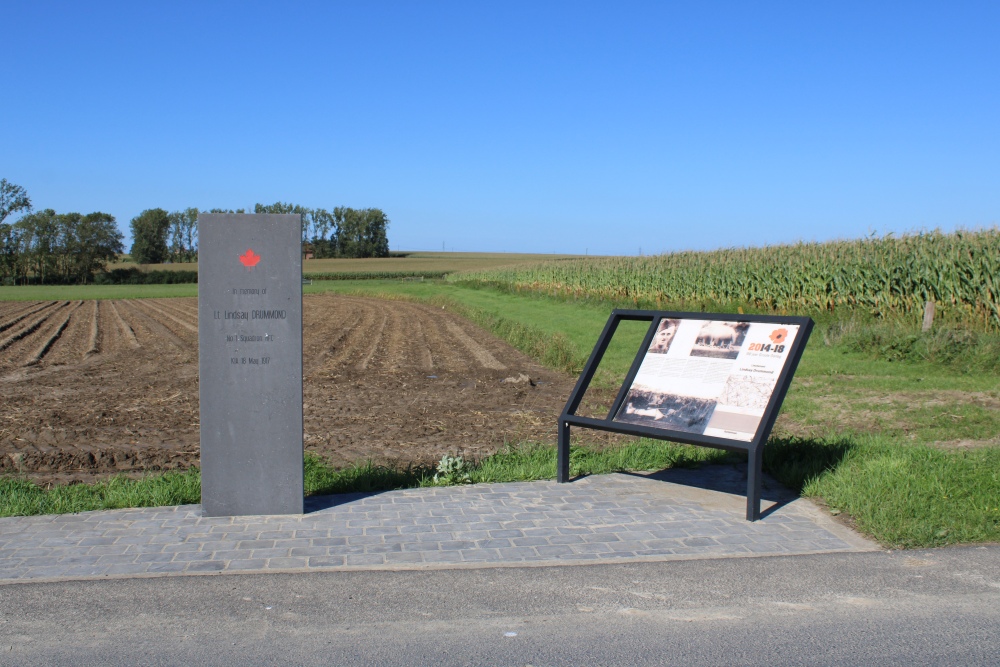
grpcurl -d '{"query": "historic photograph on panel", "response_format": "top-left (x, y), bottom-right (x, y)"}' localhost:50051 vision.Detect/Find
top-left (647, 318), bottom-right (681, 354)
top-left (716, 373), bottom-right (773, 410)
top-left (689, 321), bottom-right (750, 360)
top-left (614, 388), bottom-right (717, 434)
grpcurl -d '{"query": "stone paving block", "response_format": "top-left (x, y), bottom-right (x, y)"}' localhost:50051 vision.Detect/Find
top-left (496, 547), bottom-right (540, 560)
top-left (93, 553), bottom-right (138, 564)
top-left (512, 537), bottom-right (550, 547)
top-left (104, 563), bottom-right (151, 576)
top-left (536, 545), bottom-right (575, 557)
top-left (267, 557), bottom-right (308, 569)
top-left (135, 553), bottom-right (175, 564)
top-left (366, 544), bottom-right (403, 554)
top-left (185, 561), bottom-right (227, 572)
top-left (249, 548), bottom-right (293, 559)
top-left (227, 560), bottom-right (268, 571)
top-left (235, 540), bottom-right (276, 550)
top-left (476, 539), bottom-right (512, 549)
top-left (488, 529), bottom-right (524, 538)
top-left (384, 552), bottom-right (425, 564)
top-left (171, 551), bottom-right (216, 562)
top-left (293, 529), bottom-right (330, 538)
top-left (683, 537), bottom-right (719, 547)
top-left (460, 549), bottom-right (500, 561)
top-left (343, 554), bottom-right (385, 566)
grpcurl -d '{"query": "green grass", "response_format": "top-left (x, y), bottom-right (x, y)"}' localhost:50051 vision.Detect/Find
top-left (0, 283), bottom-right (197, 301)
top-left (1, 444), bottom-right (732, 518)
top-left (0, 469), bottom-right (202, 517)
top-left (765, 434), bottom-right (1000, 548)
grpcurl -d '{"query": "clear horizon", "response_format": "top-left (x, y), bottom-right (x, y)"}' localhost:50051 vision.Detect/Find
top-left (2, 2), bottom-right (998, 255)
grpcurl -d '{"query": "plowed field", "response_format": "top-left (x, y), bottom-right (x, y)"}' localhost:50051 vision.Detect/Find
top-left (0, 295), bottom-right (589, 485)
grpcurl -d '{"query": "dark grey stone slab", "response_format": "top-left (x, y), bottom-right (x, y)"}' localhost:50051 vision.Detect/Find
top-left (198, 213), bottom-right (303, 516)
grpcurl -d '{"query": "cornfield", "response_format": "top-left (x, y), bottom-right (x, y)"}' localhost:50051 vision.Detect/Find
top-left (451, 229), bottom-right (1000, 329)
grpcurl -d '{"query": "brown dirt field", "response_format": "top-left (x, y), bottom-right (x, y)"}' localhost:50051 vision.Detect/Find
top-left (0, 295), bottom-right (612, 486)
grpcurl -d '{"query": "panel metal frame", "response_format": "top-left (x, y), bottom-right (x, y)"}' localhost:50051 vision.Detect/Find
top-left (557, 309), bottom-right (813, 520)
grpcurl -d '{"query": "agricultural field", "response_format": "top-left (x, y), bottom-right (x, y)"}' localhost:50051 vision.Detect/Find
top-left (3, 237), bottom-right (999, 546)
top-left (1, 295), bottom-right (618, 486)
top-left (452, 229), bottom-right (1000, 330)
top-left (107, 251), bottom-right (586, 279)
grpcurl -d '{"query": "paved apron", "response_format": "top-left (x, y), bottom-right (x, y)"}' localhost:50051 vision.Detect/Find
top-left (0, 466), bottom-right (878, 583)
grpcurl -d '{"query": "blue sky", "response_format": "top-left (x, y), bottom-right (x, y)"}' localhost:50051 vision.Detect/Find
top-left (3, 1), bottom-right (998, 254)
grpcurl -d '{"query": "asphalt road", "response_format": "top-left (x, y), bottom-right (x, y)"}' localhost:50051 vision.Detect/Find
top-left (1, 546), bottom-right (998, 666)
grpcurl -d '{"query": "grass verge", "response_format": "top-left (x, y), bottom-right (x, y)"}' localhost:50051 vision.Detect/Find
top-left (4, 440), bottom-right (998, 551)
top-left (765, 434), bottom-right (1000, 548)
top-left (1, 444), bottom-right (731, 519)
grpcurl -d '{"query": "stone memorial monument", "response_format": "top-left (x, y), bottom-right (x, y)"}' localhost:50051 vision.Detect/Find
top-left (198, 213), bottom-right (304, 516)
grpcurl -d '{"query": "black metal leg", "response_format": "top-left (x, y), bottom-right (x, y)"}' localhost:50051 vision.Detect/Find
top-left (746, 447), bottom-right (762, 521)
top-left (557, 420), bottom-right (570, 483)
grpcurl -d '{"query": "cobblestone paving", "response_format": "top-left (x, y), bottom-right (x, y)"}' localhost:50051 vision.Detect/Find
top-left (0, 471), bottom-right (877, 583)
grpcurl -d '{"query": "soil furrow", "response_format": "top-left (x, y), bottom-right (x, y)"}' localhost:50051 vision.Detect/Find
top-left (0, 302), bottom-right (67, 354)
top-left (357, 309), bottom-right (388, 370)
top-left (132, 299), bottom-right (198, 335)
top-left (85, 300), bottom-right (100, 356)
top-left (0, 301), bottom-right (58, 335)
top-left (445, 320), bottom-right (506, 370)
top-left (324, 298), bottom-right (379, 368)
top-left (152, 299), bottom-right (199, 328)
top-left (395, 302), bottom-right (434, 372)
top-left (109, 301), bottom-right (141, 349)
top-left (303, 298), bottom-right (362, 375)
top-left (25, 301), bottom-right (84, 366)
top-left (418, 307), bottom-right (469, 371)
top-left (118, 300), bottom-right (189, 351)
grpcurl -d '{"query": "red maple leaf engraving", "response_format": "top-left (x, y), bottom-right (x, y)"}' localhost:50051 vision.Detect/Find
top-left (239, 248), bottom-right (261, 269)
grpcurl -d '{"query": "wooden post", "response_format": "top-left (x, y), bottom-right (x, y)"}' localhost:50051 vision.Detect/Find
top-left (922, 301), bottom-right (935, 332)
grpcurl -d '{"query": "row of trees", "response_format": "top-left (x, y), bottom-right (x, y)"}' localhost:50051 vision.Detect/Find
top-left (1, 179), bottom-right (124, 285)
top-left (1, 179), bottom-right (393, 283)
top-left (129, 203), bottom-right (390, 264)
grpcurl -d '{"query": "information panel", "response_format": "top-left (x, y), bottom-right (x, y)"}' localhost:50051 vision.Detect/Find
top-left (613, 318), bottom-right (801, 442)
top-left (198, 213), bottom-right (303, 516)
top-left (557, 309), bottom-right (812, 520)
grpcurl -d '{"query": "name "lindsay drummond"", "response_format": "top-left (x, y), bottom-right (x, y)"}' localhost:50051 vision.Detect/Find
top-left (225, 309), bottom-right (287, 320)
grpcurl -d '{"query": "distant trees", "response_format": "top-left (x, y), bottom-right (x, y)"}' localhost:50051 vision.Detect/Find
top-left (0, 209), bottom-right (123, 284)
top-left (335, 207), bottom-right (390, 258)
top-left (0, 177), bottom-right (393, 285)
top-left (129, 203), bottom-right (390, 263)
top-left (253, 201), bottom-right (390, 259)
top-left (167, 208), bottom-right (199, 263)
top-left (0, 179), bottom-right (32, 224)
top-left (129, 208), bottom-right (171, 264)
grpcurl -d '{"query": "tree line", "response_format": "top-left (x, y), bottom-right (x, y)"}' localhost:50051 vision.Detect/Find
top-left (0, 178), bottom-right (391, 285)
top-left (129, 203), bottom-right (390, 264)
top-left (1, 179), bottom-right (123, 285)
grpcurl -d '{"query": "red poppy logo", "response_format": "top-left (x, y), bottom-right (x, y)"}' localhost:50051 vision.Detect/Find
top-left (239, 249), bottom-right (261, 269)
top-left (769, 328), bottom-right (788, 344)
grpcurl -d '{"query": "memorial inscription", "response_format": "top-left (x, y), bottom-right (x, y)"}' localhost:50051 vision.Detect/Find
top-left (198, 214), bottom-right (304, 516)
